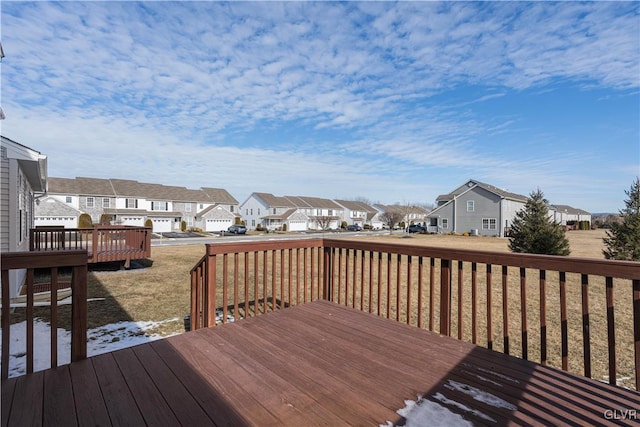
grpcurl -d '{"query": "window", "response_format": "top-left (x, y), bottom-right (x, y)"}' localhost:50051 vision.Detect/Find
top-left (246, 208), bottom-right (249, 215)
top-left (429, 218), bottom-right (437, 227)
top-left (185, 204), bottom-right (192, 212)
top-left (103, 198), bottom-right (110, 208)
top-left (442, 218), bottom-right (449, 229)
top-left (250, 209), bottom-right (253, 215)
top-left (258, 208), bottom-right (260, 215)
top-left (230, 205), bottom-right (234, 213)
top-left (65, 196), bottom-right (72, 203)
top-left (482, 218), bottom-right (497, 230)
top-left (126, 198), bottom-right (138, 208)
top-left (152, 201), bottom-right (168, 211)
top-left (273, 208), bottom-right (276, 214)
top-left (86, 197), bottom-right (94, 208)
top-left (467, 200), bottom-right (475, 212)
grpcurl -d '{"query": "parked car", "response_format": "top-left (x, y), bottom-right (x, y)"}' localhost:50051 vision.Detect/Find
top-left (408, 224), bottom-right (427, 234)
top-left (346, 224), bottom-right (362, 232)
top-left (227, 225), bottom-right (247, 234)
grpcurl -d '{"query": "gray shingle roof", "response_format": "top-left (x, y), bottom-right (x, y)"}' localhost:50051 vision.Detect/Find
top-left (47, 177), bottom-right (237, 204)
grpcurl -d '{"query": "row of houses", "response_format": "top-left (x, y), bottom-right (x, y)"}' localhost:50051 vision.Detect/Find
top-left (2, 136), bottom-right (592, 248)
top-left (36, 178), bottom-right (433, 234)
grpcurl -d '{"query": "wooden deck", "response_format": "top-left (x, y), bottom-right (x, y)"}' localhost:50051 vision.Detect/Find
top-left (3, 300), bottom-right (640, 426)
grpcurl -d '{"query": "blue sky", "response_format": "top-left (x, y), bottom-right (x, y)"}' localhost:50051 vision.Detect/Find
top-left (1, 1), bottom-right (638, 212)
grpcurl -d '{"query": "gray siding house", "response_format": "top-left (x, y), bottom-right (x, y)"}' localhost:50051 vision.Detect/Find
top-left (1, 136), bottom-right (48, 297)
top-left (427, 180), bottom-right (528, 237)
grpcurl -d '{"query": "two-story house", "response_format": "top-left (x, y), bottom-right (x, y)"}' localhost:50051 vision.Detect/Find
top-left (241, 193), bottom-right (345, 231)
top-left (41, 177), bottom-right (238, 233)
top-left (1, 136), bottom-right (48, 297)
top-left (334, 200), bottom-right (381, 229)
top-left (427, 179), bottom-right (529, 237)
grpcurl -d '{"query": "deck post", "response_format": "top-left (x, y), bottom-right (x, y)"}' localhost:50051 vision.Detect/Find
top-left (440, 258), bottom-right (451, 336)
top-left (71, 263), bottom-right (88, 361)
top-left (323, 245), bottom-right (333, 301)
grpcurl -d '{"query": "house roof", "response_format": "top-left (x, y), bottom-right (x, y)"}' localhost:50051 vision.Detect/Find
top-left (334, 199), bottom-right (377, 213)
top-left (253, 192), bottom-right (295, 208)
top-left (35, 197), bottom-right (81, 217)
top-left (47, 177), bottom-right (237, 204)
top-left (436, 179), bottom-right (528, 203)
top-left (1, 136), bottom-right (48, 192)
top-left (201, 187), bottom-right (238, 205)
top-left (285, 196), bottom-right (342, 210)
top-left (550, 205), bottom-right (591, 215)
top-left (263, 208), bottom-right (299, 220)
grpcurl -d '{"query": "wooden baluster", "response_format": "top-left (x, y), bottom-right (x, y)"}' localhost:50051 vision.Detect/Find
top-left (560, 271), bottom-right (568, 371)
top-left (581, 274), bottom-right (591, 378)
top-left (606, 276), bottom-right (616, 385)
top-left (502, 265), bottom-right (509, 355)
top-left (471, 262), bottom-right (477, 344)
top-left (520, 267), bottom-right (528, 360)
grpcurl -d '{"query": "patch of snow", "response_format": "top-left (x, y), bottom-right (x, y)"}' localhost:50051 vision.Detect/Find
top-left (476, 366), bottom-right (520, 384)
top-left (445, 380), bottom-right (517, 411)
top-left (433, 392), bottom-right (496, 423)
top-left (1, 318), bottom-right (180, 378)
top-left (382, 395), bottom-right (473, 427)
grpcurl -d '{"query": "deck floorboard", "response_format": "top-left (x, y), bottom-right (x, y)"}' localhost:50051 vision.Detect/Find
top-left (2, 299), bottom-right (639, 426)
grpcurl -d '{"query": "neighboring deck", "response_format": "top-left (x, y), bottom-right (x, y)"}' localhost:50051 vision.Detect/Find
top-left (3, 300), bottom-right (639, 426)
top-left (30, 226), bottom-right (152, 268)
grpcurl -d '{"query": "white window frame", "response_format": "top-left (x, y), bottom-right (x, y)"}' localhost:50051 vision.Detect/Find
top-left (467, 200), bottom-right (475, 212)
top-left (126, 198), bottom-right (137, 209)
top-left (65, 196), bottom-right (72, 203)
top-left (442, 218), bottom-right (449, 229)
top-left (482, 218), bottom-right (497, 230)
top-left (152, 201), bottom-right (168, 211)
top-left (185, 203), bottom-right (192, 212)
top-left (86, 197), bottom-right (95, 208)
top-left (103, 198), bottom-right (110, 208)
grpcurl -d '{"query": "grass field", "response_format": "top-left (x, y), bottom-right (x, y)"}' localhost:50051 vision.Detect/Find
top-left (13, 229), bottom-right (638, 388)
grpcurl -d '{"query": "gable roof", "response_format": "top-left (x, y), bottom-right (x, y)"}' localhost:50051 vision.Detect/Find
top-left (436, 179), bottom-right (528, 203)
top-left (201, 187), bottom-right (238, 205)
top-left (252, 192), bottom-right (295, 208)
top-left (35, 196), bottom-right (81, 216)
top-left (334, 199), bottom-right (377, 212)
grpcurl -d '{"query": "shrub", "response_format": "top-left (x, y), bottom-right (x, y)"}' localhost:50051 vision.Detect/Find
top-left (603, 178), bottom-right (640, 260)
top-left (181, 221), bottom-right (187, 232)
top-left (509, 189), bottom-right (570, 255)
top-left (78, 213), bottom-right (93, 228)
top-left (144, 219), bottom-right (153, 228)
top-left (341, 221), bottom-right (348, 229)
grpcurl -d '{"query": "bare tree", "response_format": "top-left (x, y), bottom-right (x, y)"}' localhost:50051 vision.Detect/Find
top-left (314, 215), bottom-right (335, 231)
top-left (380, 209), bottom-right (404, 233)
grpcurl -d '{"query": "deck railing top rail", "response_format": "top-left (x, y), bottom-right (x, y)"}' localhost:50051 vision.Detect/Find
top-left (322, 238), bottom-right (640, 280)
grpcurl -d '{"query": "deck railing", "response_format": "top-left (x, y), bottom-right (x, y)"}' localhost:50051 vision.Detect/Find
top-left (30, 226), bottom-right (152, 268)
top-left (1, 251), bottom-right (88, 380)
top-left (191, 237), bottom-right (640, 390)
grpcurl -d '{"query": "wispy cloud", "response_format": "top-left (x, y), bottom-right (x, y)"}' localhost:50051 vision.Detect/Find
top-left (1, 1), bottom-right (638, 211)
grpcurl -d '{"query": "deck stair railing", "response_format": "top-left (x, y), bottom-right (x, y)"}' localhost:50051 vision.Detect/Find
top-left (191, 237), bottom-right (640, 390)
top-left (1, 251), bottom-right (88, 380)
top-left (30, 225), bottom-right (151, 268)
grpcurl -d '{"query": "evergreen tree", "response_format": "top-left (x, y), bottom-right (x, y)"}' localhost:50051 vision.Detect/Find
top-left (509, 189), bottom-right (571, 255)
top-left (603, 178), bottom-right (640, 261)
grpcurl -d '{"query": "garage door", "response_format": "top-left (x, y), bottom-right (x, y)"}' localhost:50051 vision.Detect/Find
top-left (34, 217), bottom-right (77, 228)
top-left (152, 218), bottom-right (172, 233)
top-left (206, 219), bottom-right (233, 232)
top-left (288, 220), bottom-right (307, 231)
top-left (121, 217), bottom-right (144, 227)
